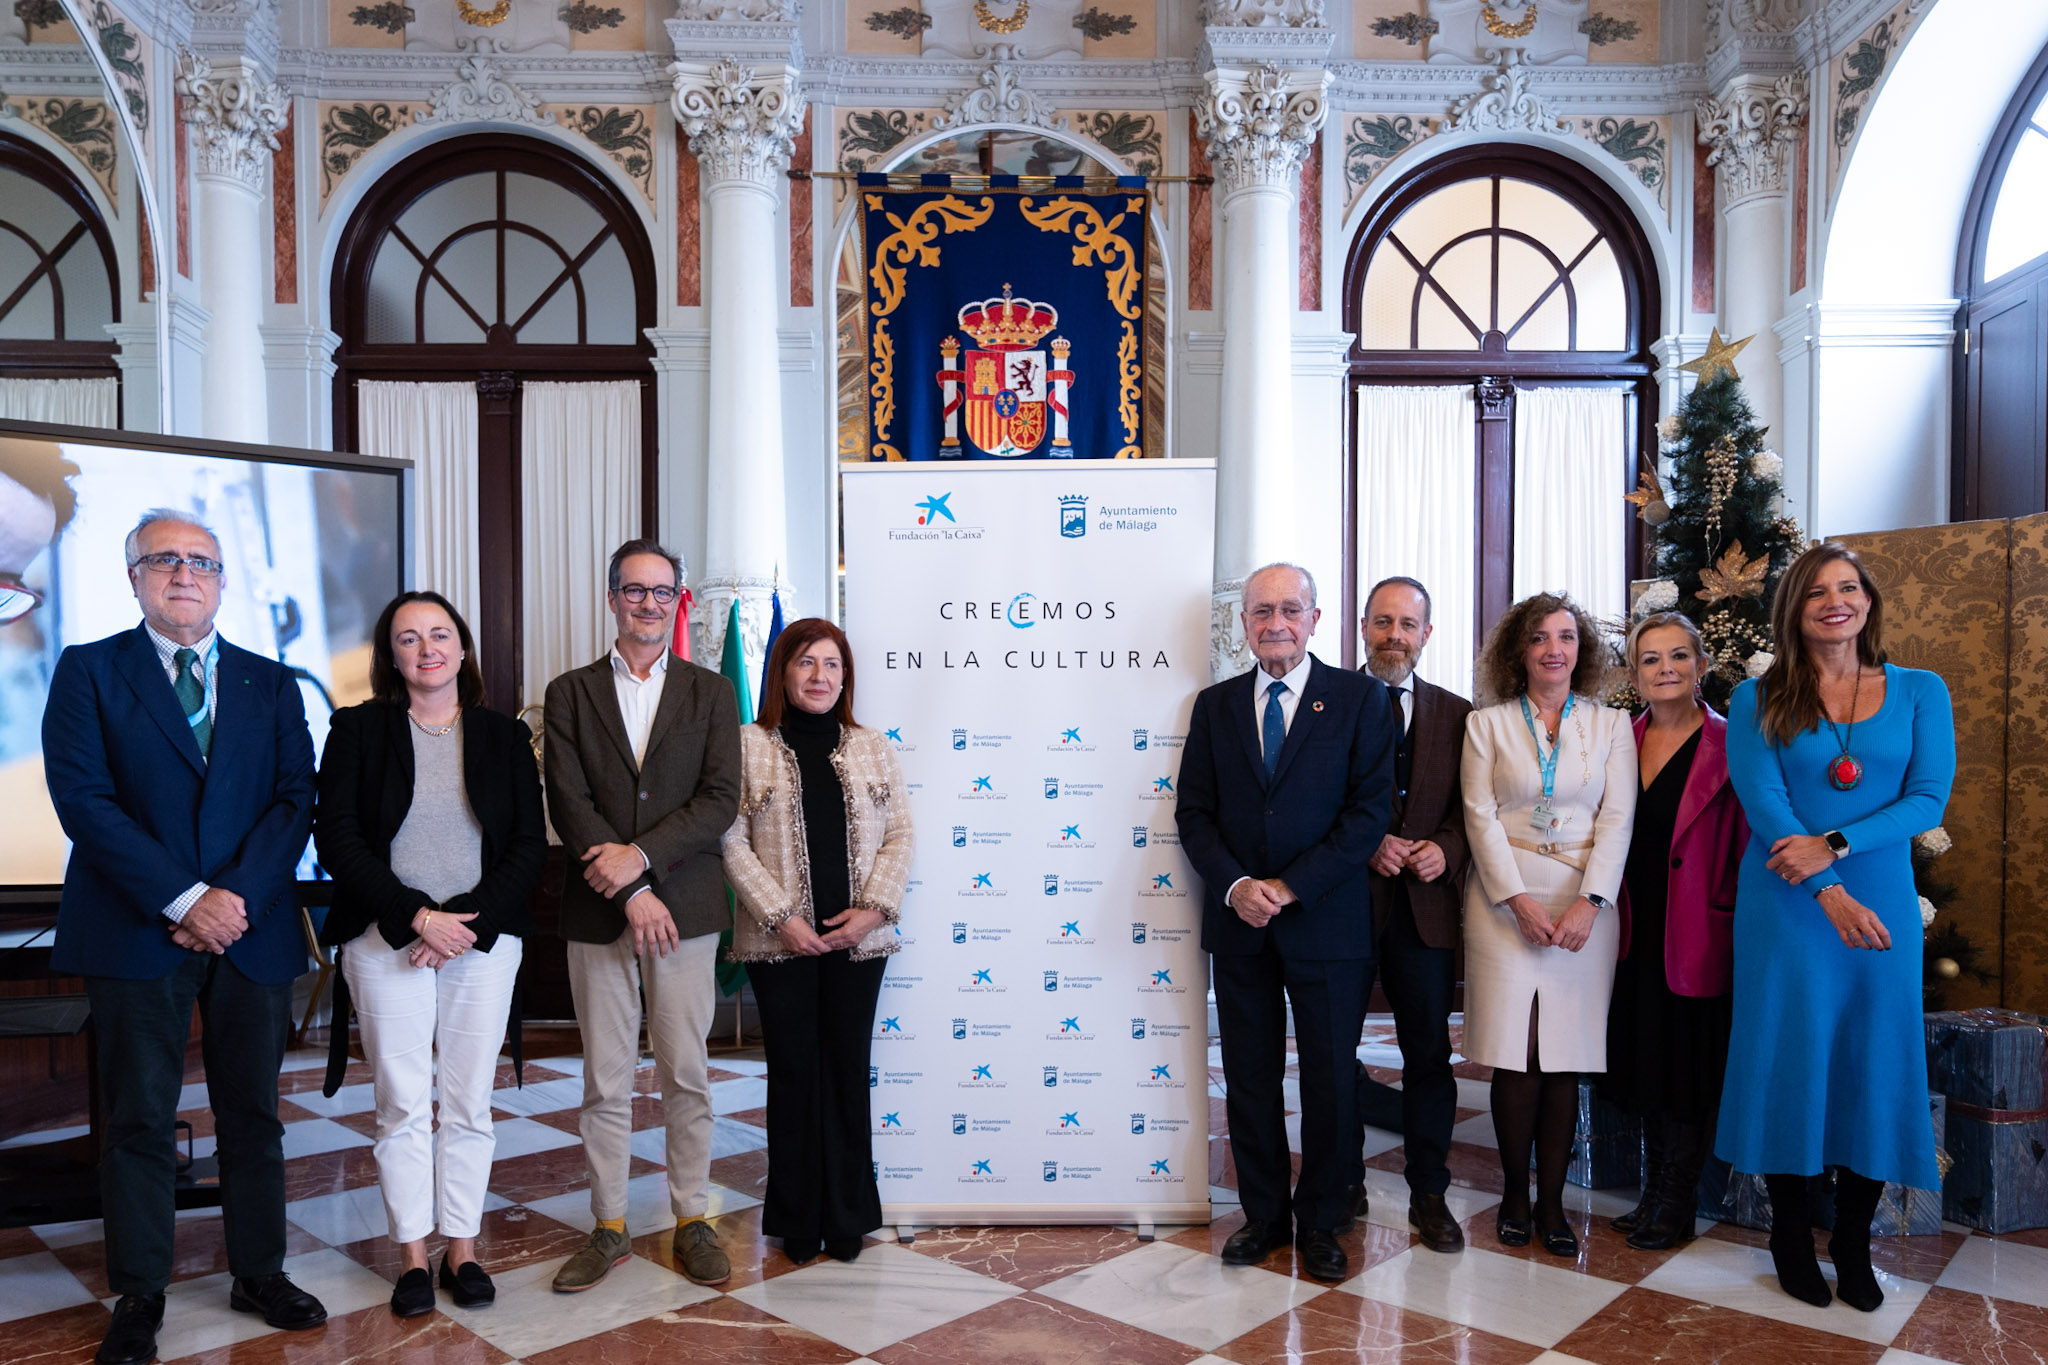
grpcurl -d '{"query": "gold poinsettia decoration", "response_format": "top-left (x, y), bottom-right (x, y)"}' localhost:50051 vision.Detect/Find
top-left (1624, 463), bottom-right (1666, 516)
top-left (1696, 541), bottom-right (1769, 604)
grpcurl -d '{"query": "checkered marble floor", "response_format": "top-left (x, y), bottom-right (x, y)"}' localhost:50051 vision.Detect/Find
top-left (2, 1020), bottom-right (2043, 1364)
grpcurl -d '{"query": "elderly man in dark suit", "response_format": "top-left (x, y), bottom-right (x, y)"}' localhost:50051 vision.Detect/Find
top-left (543, 538), bottom-right (741, 1292)
top-left (1177, 562), bottom-right (1397, 1283)
top-left (1352, 576), bottom-right (1474, 1253)
top-left (42, 510), bottom-right (325, 1365)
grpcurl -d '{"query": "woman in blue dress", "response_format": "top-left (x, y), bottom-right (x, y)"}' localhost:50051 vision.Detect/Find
top-left (1718, 542), bottom-right (1953, 1314)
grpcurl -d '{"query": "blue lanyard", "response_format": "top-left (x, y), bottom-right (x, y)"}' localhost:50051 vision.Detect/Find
top-left (1519, 692), bottom-right (1575, 804)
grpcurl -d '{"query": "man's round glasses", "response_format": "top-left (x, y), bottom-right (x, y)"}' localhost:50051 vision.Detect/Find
top-left (614, 584), bottom-right (678, 605)
top-left (130, 553), bottom-right (224, 578)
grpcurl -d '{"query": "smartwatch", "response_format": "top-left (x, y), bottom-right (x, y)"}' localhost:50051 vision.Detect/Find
top-left (1824, 831), bottom-right (1850, 858)
top-left (1583, 893), bottom-right (1611, 911)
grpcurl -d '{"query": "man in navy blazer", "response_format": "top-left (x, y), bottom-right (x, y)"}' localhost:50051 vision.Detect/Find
top-left (1176, 563), bottom-right (1397, 1283)
top-left (42, 510), bottom-right (325, 1365)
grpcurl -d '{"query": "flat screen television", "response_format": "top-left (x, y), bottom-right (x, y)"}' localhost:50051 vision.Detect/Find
top-left (0, 419), bottom-right (409, 896)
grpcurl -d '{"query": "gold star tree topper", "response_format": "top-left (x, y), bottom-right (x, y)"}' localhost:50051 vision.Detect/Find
top-left (1678, 328), bottom-right (1754, 385)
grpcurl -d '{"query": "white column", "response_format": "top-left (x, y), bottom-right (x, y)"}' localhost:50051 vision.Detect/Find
top-left (105, 320), bottom-right (162, 433)
top-left (176, 50), bottom-right (287, 446)
top-left (670, 55), bottom-right (801, 670)
top-left (1196, 61), bottom-right (1328, 679)
top-left (1697, 72), bottom-right (1807, 440)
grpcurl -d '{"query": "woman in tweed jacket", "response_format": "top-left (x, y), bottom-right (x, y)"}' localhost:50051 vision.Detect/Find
top-left (722, 617), bottom-right (913, 1264)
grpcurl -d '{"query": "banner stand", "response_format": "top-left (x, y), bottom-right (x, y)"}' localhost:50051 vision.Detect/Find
top-left (843, 459), bottom-right (1217, 1227)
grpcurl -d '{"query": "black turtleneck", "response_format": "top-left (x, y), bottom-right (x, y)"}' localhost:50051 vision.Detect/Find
top-left (779, 706), bottom-right (850, 919)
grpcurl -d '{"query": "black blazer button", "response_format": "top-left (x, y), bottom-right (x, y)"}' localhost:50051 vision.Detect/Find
top-left (1671, 856), bottom-right (1682, 868)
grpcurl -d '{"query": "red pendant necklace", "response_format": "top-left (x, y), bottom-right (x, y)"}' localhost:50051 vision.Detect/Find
top-left (1822, 667), bottom-right (1864, 791)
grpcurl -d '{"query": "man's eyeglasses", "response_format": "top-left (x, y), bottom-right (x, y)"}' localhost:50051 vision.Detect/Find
top-left (613, 584), bottom-right (679, 605)
top-left (130, 553), bottom-right (224, 578)
top-left (0, 573), bottom-right (42, 624)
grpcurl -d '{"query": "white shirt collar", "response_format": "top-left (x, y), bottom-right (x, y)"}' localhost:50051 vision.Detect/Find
top-left (1258, 652), bottom-right (1315, 698)
top-left (610, 644), bottom-right (670, 682)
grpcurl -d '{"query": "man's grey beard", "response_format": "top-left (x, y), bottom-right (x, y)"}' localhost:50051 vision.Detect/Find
top-left (1364, 649), bottom-right (1414, 685)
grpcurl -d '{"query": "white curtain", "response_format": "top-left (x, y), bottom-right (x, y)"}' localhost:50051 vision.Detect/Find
top-left (1357, 384), bottom-right (1478, 702)
top-left (1512, 386), bottom-right (1630, 633)
top-left (357, 380), bottom-right (482, 640)
top-left (521, 380), bottom-right (641, 710)
top-left (0, 377), bottom-right (118, 428)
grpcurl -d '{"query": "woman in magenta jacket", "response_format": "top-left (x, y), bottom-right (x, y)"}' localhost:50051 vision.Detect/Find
top-left (1603, 612), bottom-right (1748, 1250)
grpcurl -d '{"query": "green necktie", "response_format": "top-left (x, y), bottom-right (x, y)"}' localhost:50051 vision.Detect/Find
top-left (174, 647), bottom-right (213, 760)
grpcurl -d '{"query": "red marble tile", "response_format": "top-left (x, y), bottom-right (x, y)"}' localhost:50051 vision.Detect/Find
top-left (336, 1204), bottom-right (589, 1282)
top-left (707, 1148), bottom-right (770, 1200)
top-left (329, 1109), bottom-right (382, 1139)
top-left (1452, 1059), bottom-right (1496, 1081)
top-left (726, 1105), bottom-right (769, 1128)
top-left (0, 1300), bottom-right (112, 1365)
top-left (1991, 1225), bottom-right (2048, 1250)
top-left (494, 1062), bottom-right (569, 1088)
top-left (1551, 1286), bottom-right (1885, 1364)
top-left (528, 1292), bottom-right (854, 1365)
top-left (1370, 1139), bottom-right (1506, 1195)
top-left (1893, 1284), bottom-right (2048, 1365)
top-left (54, 1218), bottom-right (326, 1298)
top-left (904, 1224), bottom-right (1146, 1289)
top-left (0, 1224), bottom-right (50, 1257)
top-left (1701, 1219), bottom-right (1966, 1284)
top-left (1167, 1205), bottom-right (1415, 1281)
top-left (1216, 1292), bottom-right (1541, 1365)
top-left (1455, 1106), bottom-right (1485, 1123)
top-left (706, 1067), bottom-right (747, 1083)
top-left (629, 1204), bottom-right (803, 1290)
top-left (1209, 1094), bottom-right (1229, 1136)
top-left (280, 1145), bottom-right (383, 1202)
top-left (278, 1062), bottom-right (374, 1095)
top-left (1460, 1203), bottom-right (1675, 1284)
top-left (162, 1301), bottom-right (513, 1365)
top-left (873, 1290), bottom-right (1199, 1365)
top-left (173, 1101), bottom-right (320, 1138)
top-left (486, 1146), bottom-right (655, 1205)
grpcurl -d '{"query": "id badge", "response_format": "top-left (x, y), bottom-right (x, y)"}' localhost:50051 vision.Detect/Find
top-left (1529, 802), bottom-right (1556, 834)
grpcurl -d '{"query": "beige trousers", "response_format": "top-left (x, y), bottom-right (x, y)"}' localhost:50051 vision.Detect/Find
top-left (565, 927), bottom-right (720, 1221)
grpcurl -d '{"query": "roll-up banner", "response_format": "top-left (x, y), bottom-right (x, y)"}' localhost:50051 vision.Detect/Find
top-left (842, 459), bottom-right (1217, 1226)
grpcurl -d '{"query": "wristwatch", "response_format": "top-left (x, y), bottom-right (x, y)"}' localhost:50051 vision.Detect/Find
top-left (1824, 830), bottom-right (1851, 858)
top-left (1583, 893), bottom-right (1611, 911)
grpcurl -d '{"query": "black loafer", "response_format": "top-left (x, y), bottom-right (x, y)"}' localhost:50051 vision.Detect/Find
top-left (782, 1237), bottom-right (821, 1265)
top-left (1539, 1220), bottom-right (1580, 1258)
top-left (1408, 1192), bottom-right (1465, 1253)
top-left (439, 1256), bottom-right (495, 1308)
top-left (1495, 1211), bottom-right (1533, 1247)
top-left (229, 1273), bottom-right (328, 1331)
top-left (390, 1268), bottom-right (435, 1318)
top-left (1296, 1228), bottom-right (1349, 1283)
top-left (1220, 1217), bottom-right (1289, 1266)
top-left (1332, 1183), bottom-right (1369, 1235)
top-left (95, 1293), bottom-right (164, 1365)
top-left (823, 1237), bottom-right (864, 1263)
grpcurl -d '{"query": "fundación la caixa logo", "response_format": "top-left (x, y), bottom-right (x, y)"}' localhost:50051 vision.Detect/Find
top-left (892, 492), bottom-right (984, 543)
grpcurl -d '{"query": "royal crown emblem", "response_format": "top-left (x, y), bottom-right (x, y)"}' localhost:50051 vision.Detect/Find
top-left (936, 284), bottom-right (1078, 458)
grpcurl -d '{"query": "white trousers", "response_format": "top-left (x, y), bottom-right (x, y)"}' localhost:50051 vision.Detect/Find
top-left (342, 927), bottom-right (522, 1244)
top-left (565, 928), bottom-right (719, 1221)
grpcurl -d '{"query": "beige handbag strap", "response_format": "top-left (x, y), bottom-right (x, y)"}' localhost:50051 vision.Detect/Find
top-left (1505, 835), bottom-right (1594, 872)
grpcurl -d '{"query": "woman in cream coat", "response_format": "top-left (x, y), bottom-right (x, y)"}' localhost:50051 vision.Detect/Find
top-left (722, 618), bottom-right (913, 1266)
top-left (1463, 592), bottom-right (1637, 1257)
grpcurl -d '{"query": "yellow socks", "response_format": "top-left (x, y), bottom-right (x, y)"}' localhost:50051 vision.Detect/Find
top-left (596, 1217), bottom-right (627, 1235)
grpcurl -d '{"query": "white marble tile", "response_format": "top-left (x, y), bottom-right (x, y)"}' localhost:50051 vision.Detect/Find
top-left (282, 1082), bottom-right (377, 1118)
top-left (0, 1123), bottom-right (89, 1149)
top-left (1877, 1351), bottom-right (1972, 1365)
top-left (31, 1217), bottom-right (104, 1249)
top-left (0, 1251), bottom-right (97, 1323)
top-left (452, 1253), bottom-right (716, 1358)
top-left (1210, 1186), bottom-right (1241, 1207)
top-left (279, 1048), bottom-right (329, 1072)
top-left (489, 1077), bottom-right (586, 1118)
top-left (524, 1169), bottom-right (759, 1237)
top-left (530, 1054), bottom-right (583, 1075)
top-left (729, 1240), bottom-right (1021, 1355)
top-left (279, 1118), bottom-right (374, 1159)
top-left (489, 1116), bottom-right (583, 1161)
top-left (1359, 1167), bottom-right (1499, 1233)
top-left (709, 1076), bottom-right (770, 1115)
top-left (1036, 1239), bottom-right (1324, 1350)
top-left (284, 1184), bottom-right (395, 1247)
top-left (1456, 1077), bottom-right (1494, 1111)
top-left (1934, 1234), bottom-right (2048, 1309)
top-left (628, 1115), bottom-right (765, 1164)
top-left (707, 1055), bottom-right (768, 1076)
top-left (138, 1247), bottom-right (392, 1362)
top-left (1340, 1245), bottom-right (1625, 1349)
top-left (1527, 1354), bottom-right (1603, 1365)
top-left (1638, 1233), bottom-right (1928, 1344)
top-left (1451, 1112), bottom-right (1499, 1148)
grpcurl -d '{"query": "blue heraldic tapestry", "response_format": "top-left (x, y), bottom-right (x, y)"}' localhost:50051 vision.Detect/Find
top-left (859, 174), bottom-right (1150, 461)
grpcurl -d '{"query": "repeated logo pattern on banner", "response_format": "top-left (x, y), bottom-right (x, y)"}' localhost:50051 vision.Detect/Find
top-left (857, 176), bottom-right (1150, 462)
top-left (843, 460), bottom-right (1217, 1222)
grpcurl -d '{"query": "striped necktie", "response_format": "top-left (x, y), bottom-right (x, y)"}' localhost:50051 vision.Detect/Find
top-left (174, 647), bottom-right (212, 760)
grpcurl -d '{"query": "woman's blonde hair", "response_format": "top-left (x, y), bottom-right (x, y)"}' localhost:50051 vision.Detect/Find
top-left (1625, 611), bottom-right (1710, 673)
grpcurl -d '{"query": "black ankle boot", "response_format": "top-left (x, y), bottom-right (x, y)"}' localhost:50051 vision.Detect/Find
top-left (1764, 1173), bottom-right (1831, 1308)
top-left (1629, 1119), bottom-right (1703, 1250)
top-left (1829, 1170), bottom-right (1887, 1312)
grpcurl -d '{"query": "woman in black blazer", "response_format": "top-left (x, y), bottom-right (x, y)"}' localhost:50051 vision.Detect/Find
top-left (315, 591), bottom-right (545, 1317)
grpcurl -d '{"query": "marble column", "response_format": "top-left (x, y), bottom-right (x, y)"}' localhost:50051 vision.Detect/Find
top-left (176, 50), bottom-right (287, 446)
top-left (1196, 60), bottom-right (1328, 679)
top-left (669, 54), bottom-right (801, 670)
top-left (1697, 72), bottom-right (1807, 441)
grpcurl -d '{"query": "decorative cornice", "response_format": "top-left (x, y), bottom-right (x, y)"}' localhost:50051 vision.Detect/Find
top-left (1198, 0), bottom-right (1325, 28)
top-left (183, 0), bottom-right (280, 79)
top-left (672, 0), bottom-right (799, 17)
top-left (1196, 60), bottom-right (1328, 199)
top-left (932, 44), bottom-right (1068, 132)
top-left (413, 44), bottom-right (553, 125)
top-left (175, 49), bottom-right (287, 189)
top-left (1697, 71), bottom-right (1808, 207)
top-left (670, 55), bottom-right (802, 188)
top-left (1444, 49), bottom-right (1571, 136)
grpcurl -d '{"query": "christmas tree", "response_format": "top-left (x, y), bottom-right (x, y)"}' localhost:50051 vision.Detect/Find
top-left (1627, 331), bottom-right (1806, 710)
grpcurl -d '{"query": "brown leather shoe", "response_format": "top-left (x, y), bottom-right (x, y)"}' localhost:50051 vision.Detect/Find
top-left (1408, 1192), bottom-right (1465, 1252)
top-left (674, 1218), bottom-right (731, 1286)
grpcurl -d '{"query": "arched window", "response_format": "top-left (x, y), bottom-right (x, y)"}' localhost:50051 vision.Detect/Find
top-left (332, 133), bottom-right (656, 710)
top-left (1957, 45), bottom-right (2048, 519)
top-left (0, 129), bottom-right (119, 402)
top-left (1342, 148), bottom-right (1658, 695)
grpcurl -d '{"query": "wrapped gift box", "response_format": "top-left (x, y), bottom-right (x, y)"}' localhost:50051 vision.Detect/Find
top-left (1531, 1079), bottom-right (1642, 1190)
top-left (1926, 1009), bottom-right (2048, 1232)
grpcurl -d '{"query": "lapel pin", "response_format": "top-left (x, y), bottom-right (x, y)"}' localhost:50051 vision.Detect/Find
top-left (1312, 700), bottom-right (1324, 712)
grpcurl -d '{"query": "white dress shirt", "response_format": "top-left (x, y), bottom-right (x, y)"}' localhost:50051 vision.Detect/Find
top-left (1249, 652), bottom-right (1316, 762)
top-left (147, 623), bottom-right (219, 925)
top-left (1386, 670), bottom-right (1417, 735)
top-left (610, 645), bottom-right (669, 874)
